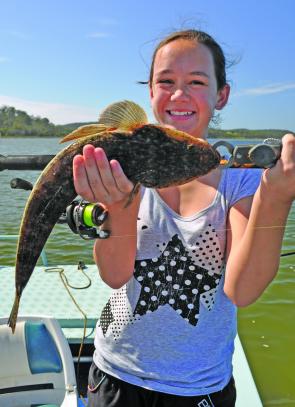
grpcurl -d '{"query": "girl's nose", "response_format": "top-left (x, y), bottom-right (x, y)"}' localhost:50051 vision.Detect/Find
top-left (170, 88), bottom-right (190, 102)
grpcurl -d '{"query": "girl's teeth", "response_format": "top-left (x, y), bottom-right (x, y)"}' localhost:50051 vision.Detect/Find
top-left (169, 111), bottom-right (193, 116)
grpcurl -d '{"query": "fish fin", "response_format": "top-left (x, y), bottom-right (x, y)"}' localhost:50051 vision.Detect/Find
top-left (155, 125), bottom-right (208, 145)
top-left (60, 124), bottom-right (111, 143)
top-left (124, 182), bottom-right (141, 207)
top-left (98, 100), bottom-right (148, 131)
top-left (8, 294), bottom-right (20, 334)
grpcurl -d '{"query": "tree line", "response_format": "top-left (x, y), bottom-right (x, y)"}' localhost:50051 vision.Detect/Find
top-left (0, 106), bottom-right (85, 138)
top-left (0, 105), bottom-right (290, 139)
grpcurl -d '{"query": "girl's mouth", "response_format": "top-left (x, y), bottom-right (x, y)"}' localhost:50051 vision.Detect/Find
top-left (167, 110), bottom-right (195, 118)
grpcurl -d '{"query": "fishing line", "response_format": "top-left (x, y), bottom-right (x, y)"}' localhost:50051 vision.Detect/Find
top-left (44, 265), bottom-right (90, 401)
top-left (101, 223), bottom-right (295, 257)
top-left (280, 251), bottom-right (295, 257)
top-left (107, 224), bottom-right (293, 237)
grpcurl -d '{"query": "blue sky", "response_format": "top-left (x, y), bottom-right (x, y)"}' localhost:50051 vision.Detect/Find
top-left (0, 0), bottom-right (294, 131)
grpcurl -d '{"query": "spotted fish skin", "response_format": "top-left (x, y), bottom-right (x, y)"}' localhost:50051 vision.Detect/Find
top-left (8, 107), bottom-right (220, 332)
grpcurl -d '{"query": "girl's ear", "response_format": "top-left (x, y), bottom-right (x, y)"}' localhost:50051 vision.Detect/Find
top-left (215, 84), bottom-right (230, 110)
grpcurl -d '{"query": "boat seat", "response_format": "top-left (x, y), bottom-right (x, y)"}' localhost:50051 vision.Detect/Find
top-left (0, 316), bottom-right (78, 407)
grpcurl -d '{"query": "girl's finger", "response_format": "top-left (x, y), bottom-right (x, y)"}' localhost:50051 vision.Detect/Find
top-left (110, 160), bottom-right (134, 194)
top-left (93, 148), bottom-right (128, 203)
top-left (82, 145), bottom-right (109, 202)
top-left (73, 154), bottom-right (95, 202)
top-left (264, 133), bottom-right (295, 202)
top-left (280, 133), bottom-right (295, 166)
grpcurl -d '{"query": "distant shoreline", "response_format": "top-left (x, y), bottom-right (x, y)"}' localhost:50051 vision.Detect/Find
top-left (0, 132), bottom-right (288, 139)
top-left (0, 106), bottom-right (291, 140)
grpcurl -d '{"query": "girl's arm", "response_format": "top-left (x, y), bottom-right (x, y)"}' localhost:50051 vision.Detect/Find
top-left (224, 133), bottom-right (295, 306)
top-left (73, 144), bottom-right (140, 289)
top-left (92, 196), bottom-right (140, 289)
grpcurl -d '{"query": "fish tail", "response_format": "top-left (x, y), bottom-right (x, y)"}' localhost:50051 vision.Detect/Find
top-left (8, 294), bottom-right (20, 333)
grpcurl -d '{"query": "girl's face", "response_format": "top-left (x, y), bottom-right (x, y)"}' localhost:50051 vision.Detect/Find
top-left (150, 39), bottom-right (230, 139)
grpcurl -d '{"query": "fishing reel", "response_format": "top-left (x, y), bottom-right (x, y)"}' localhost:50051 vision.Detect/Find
top-left (62, 200), bottom-right (110, 240)
top-left (9, 176), bottom-right (110, 240)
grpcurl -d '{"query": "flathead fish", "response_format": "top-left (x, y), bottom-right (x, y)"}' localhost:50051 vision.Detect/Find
top-left (8, 100), bottom-right (220, 332)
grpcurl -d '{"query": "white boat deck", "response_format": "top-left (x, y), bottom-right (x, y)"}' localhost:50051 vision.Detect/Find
top-left (0, 265), bottom-right (262, 406)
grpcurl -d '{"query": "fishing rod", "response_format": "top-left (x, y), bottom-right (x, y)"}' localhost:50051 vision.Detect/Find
top-left (0, 154), bottom-right (54, 171)
top-left (0, 139), bottom-right (282, 172)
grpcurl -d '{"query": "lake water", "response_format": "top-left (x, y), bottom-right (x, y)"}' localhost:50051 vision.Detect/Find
top-left (0, 137), bottom-right (295, 406)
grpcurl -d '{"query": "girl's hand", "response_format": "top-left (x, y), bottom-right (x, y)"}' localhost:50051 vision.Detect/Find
top-left (73, 144), bottom-right (134, 207)
top-left (262, 133), bottom-right (295, 204)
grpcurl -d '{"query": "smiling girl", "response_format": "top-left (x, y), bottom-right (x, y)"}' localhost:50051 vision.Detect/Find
top-left (73, 30), bottom-right (295, 407)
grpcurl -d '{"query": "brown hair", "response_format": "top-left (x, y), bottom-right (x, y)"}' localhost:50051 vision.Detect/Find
top-left (141, 29), bottom-right (227, 91)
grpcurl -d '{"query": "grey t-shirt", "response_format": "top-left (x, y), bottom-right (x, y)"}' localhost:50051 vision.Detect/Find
top-left (94, 168), bottom-right (262, 396)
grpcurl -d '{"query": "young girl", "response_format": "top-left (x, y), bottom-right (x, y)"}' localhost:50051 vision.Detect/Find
top-left (73, 30), bottom-right (295, 407)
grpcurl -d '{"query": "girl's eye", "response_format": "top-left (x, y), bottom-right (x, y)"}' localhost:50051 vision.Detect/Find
top-left (157, 79), bottom-right (173, 84)
top-left (191, 80), bottom-right (205, 85)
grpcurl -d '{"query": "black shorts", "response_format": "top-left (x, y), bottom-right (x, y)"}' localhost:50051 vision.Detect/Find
top-left (87, 362), bottom-right (236, 407)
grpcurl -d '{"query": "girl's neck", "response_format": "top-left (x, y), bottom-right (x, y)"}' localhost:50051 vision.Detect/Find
top-left (156, 168), bottom-right (221, 217)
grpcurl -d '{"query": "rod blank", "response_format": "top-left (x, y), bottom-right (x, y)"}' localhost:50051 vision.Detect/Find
top-left (0, 155), bottom-right (54, 171)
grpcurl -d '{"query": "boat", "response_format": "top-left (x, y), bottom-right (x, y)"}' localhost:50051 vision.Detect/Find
top-left (0, 155), bottom-right (263, 406)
